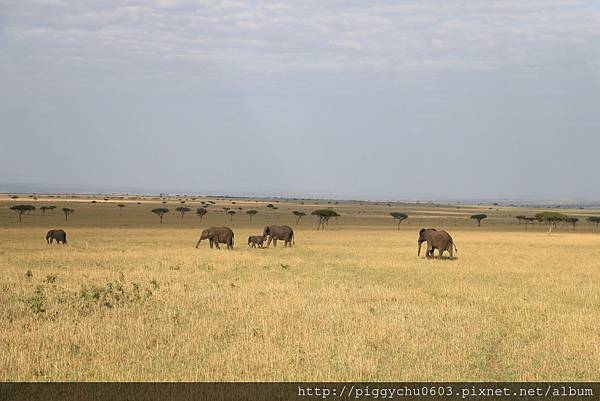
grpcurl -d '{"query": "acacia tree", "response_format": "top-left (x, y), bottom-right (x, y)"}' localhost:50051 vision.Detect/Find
top-left (311, 209), bottom-right (340, 230)
top-left (390, 212), bottom-right (408, 230)
top-left (40, 206), bottom-right (51, 216)
top-left (62, 208), bottom-right (74, 221)
top-left (9, 205), bottom-right (35, 222)
top-left (470, 214), bottom-right (487, 227)
top-left (48, 205), bottom-right (57, 214)
top-left (117, 204), bottom-right (126, 215)
top-left (293, 211), bottom-right (306, 225)
top-left (516, 215), bottom-right (526, 225)
top-left (151, 208), bottom-right (169, 224)
top-left (565, 217), bottom-right (579, 230)
top-left (535, 212), bottom-right (567, 234)
top-left (227, 210), bottom-right (236, 221)
top-left (246, 210), bottom-right (258, 221)
top-left (196, 207), bottom-right (208, 220)
top-left (522, 216), bottom-right (536, 230)
top-left (175, 206), bottom-right (191, 218)
top-left (587, 216), bottom-right (600, 229)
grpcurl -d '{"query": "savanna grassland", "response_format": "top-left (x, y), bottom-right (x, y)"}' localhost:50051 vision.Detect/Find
top-left (1, 194), bottom-right (599, 381)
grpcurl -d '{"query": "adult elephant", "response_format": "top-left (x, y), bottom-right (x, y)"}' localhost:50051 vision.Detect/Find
top-left (46, 229), bottom-right (67, 245)
top-left (263, 225), bottom-right (294, 247)
top-left (195, 227), bottom-right (234, 250)
top-left (418, 228), bottom-right (457, 259)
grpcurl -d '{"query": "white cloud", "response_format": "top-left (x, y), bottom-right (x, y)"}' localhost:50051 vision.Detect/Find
top-left (1, 0), bottom-right (599, 82)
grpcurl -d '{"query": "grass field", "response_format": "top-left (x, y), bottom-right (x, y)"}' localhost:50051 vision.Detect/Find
top-left (1, 195), bottom-right (599, 381)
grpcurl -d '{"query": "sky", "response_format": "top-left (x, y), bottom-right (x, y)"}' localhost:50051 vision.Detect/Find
top-left (1, 0), bottom-right (599, 200)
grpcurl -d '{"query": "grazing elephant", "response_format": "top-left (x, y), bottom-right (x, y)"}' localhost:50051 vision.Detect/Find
top-left (195, 227), bottom-right (234, 250)
top-left (247, 235), bottom-right (265, 248)
top-left (263, 225), bottom-right (294, 247)
top-left (46, 229), bottom-right (67, 245)
top-left (418, 228), bottom-right (457, 259)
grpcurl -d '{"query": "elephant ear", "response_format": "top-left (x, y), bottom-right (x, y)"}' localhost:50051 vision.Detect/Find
top-left (419, 228), bottom-right (426, 235)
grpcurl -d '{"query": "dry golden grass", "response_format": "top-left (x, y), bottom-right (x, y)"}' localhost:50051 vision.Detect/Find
top-left (1, 195), bottom-right (599, 380)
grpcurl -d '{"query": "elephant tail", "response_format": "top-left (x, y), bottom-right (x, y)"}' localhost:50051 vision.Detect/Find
top-left (452, 242), bottom-right (458, 253)
top-left (292, 233), bottom-right (295, 245)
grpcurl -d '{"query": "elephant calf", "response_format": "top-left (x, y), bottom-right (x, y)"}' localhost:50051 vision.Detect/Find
top-left (418, 228), bottom-right (457, 259)
top-left (46, 229), bottom-right (67, 245)
top-left (248, 235), bottom-right (265, 248)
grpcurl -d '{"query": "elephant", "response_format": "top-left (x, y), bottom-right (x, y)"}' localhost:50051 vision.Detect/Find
top-left (263, 225), bottom-right (294, 247)
top-left (195, 227), bottom-right (234, 250)
top-left (418, 228), bottom-right (457, 259)
top-left (247, 235), bottom-right (265, 248)
top-left (46, 229), bottom-right (67, 245)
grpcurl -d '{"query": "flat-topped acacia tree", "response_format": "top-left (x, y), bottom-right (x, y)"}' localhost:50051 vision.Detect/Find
top-left (62, 208), bottom-right (74, 221)
top-left (311, 209), bottom-right (340, 230)
top-left (175, 206), bottom-right (191, 218)
top-left (587, 216), bottom-right (600, 229)
top-left (196, 207), bottom-right (208, 220)
top-left (9, 205), bottom-right (35, 223)
top-left (565, 217), bottom-right (579, 230)
top-left (227, 210), bottom-right (236, 221)
top-left (535, 212), bottom-right (567, 234)
top-left (470, 214), bottom-right (487, 227)
top-left (293, 211), bottom-right (306, 225)
top-left (117, 204), bottom-right (125, 215)
top-left (246, 210), bottom-right (258, 221)
top-left (390, 212), bottom-right (408, 230)
top-left (39, 206), bottom-right (51, 216)
top-left (522, 216), bottom-right (536, 230)
top-left (151, 208), bottom-right (169, 224)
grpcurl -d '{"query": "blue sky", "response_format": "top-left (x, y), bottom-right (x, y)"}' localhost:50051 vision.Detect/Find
top-left (1, 1), bottom-right (599, 199)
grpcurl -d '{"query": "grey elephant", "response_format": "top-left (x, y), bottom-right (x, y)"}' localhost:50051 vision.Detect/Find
top-left (247, 235), bottom-right (265, 248)
top-left (195, 227), bottom-right (234, 250)
top-left (263, 225), bottom-right (294, 247)
top-left (418, 228), bottom-right (457, 259)
top-left (46, 229), bottom-right (67, 245)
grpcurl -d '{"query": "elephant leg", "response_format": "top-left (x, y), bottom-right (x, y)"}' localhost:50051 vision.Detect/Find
top-left (439, 248), bottom-right (444, 258)
top-left (273, 239), bottom-right (277, 247)
top-left (448, 245), bottom-right (453, 258)
top-left (266, 236), bottom-right (272, 247)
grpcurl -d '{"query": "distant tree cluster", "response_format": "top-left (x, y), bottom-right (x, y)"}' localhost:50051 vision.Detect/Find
top-left (534, 212), bottom-right (567, 234)
top-left (587, 216), bottom-right (600, 229)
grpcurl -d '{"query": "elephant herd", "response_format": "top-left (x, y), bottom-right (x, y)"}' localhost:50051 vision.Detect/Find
top-left (195, 225), bottom-right (295, 250)
top-left (45, 225), bottom-right (457, 259)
